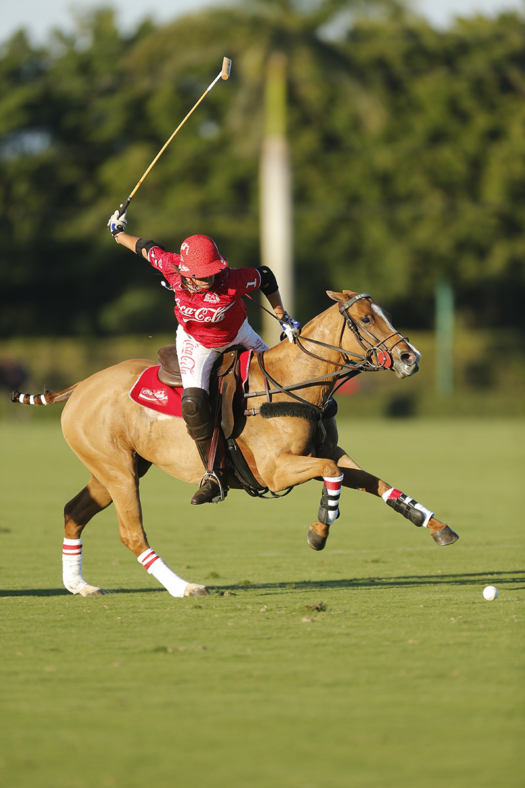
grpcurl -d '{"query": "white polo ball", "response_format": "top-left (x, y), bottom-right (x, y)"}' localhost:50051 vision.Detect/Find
top-left (483, 585), bottom-right (498, 601)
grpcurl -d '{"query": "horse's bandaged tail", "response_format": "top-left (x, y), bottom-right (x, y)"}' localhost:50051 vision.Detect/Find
top-left (382, 487), bottom-right (433, 527)
top-left (12, 383), bottom-right (79, 406)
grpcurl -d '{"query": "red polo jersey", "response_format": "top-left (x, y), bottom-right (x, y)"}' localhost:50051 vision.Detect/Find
top-left (147, 246), bottom-right (262, 348)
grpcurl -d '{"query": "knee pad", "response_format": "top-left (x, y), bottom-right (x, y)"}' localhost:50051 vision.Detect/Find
top-left (181, 388), bottom-right (213, 441)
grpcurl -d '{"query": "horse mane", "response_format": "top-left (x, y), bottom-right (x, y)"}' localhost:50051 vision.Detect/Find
top-left (259, 401), bottom-right (318, 420)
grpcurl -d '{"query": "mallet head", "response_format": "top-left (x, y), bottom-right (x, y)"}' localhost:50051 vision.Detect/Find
top-left (221, 57), bottom-right (232, 80)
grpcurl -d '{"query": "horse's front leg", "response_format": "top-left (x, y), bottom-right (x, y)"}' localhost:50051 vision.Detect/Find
top-left (260, 454), bottom-right (346, 552)
top-left (326, 446), bottom-right (459, 548)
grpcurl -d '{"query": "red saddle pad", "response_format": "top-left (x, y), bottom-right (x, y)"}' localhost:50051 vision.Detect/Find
top-left (129, 365), bottom-right (183, 417)
top-left (128, 351), bottom-right (252, 419)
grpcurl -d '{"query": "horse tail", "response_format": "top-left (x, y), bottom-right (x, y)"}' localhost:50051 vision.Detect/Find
top-left (11, 382), bottom-right (81, 407)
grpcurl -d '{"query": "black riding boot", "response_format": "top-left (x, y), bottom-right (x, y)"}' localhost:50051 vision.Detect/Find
top-left (181, 387), bottom-right (228, 505)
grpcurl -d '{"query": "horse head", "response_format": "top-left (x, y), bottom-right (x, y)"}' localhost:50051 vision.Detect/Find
top-left (327, 290), bottom-right (421, 379)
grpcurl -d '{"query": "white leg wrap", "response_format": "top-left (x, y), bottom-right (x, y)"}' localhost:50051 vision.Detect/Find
top-left (137, 548), bottom-right (189, 598)
top-left (62, 538), bottom-right (88, 594)
top-left (322, 473), bottom-right (344, 525)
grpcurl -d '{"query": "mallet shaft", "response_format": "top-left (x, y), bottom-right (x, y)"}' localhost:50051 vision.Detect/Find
top-left (119, 57), bottom-right (232, 217)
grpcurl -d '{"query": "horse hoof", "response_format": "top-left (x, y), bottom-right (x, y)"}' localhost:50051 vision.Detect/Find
top-left (307, 529), bottom-right (327, 551)
top-left (431, 525), bottom-right (459, 546)
top-left (79, 584), bottom-right (104, 596)
top-left (184, 583), bottom-right (210, 597)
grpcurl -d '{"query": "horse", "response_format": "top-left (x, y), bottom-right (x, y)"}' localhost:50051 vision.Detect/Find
top-left (12, 289), bottom-right (459, 598)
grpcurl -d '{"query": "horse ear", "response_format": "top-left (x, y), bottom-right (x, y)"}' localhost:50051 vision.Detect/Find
top-left (326, 290), bottom-right (346, 303)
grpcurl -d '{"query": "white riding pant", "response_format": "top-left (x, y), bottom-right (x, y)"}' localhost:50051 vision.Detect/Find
top-left (176, 320), bottom-right (268, 392)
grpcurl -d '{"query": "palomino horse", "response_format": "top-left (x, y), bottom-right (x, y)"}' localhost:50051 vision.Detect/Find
top-left (13, 290), bottom-right (458, 598)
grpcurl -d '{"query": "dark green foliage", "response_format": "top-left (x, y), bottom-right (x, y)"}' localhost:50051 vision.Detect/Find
top-left (1, 3), bottom-right (524, 336)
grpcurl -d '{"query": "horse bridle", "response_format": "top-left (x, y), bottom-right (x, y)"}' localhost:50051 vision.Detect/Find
top-left (329, 292), bottom-right (408, 372)
top-left (246, 293), bottom-right (410, 414)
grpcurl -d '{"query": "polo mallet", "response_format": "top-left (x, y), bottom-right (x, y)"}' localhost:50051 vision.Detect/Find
top-left (118, 57), bottom-right (232, 217)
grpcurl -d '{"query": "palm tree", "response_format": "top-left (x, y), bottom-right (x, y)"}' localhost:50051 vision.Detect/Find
top-left (260, 51), bottom-right (293, 342)
top-left (108, 0), bottom-right (390, 328)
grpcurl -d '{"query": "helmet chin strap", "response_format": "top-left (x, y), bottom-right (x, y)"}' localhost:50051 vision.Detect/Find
top-left (182, 276), bottom-right (201, 293)
top-left (160, 273), bottom-right (215, 295)
top-left (181, 275), bottom-right (213, 294)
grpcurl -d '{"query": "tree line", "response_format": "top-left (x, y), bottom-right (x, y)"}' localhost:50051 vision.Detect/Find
top-left (1, 0), bottom-right (524, 337)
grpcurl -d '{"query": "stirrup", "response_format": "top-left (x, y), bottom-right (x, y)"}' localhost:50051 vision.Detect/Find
top-left (195, 471), bottom-right (226, 504)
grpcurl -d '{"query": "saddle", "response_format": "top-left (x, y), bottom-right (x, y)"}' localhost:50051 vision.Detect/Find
top-left (157, 344), bottom-right (264, 495)
top-left (157, 344), bottom-right (246, 440)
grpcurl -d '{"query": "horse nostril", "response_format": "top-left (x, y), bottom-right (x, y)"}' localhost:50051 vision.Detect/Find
top-left (400, 352), bottom-right (414, 365)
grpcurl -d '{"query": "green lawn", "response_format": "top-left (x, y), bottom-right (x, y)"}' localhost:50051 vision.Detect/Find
top-left (0, 418), bottom-right (523, 788)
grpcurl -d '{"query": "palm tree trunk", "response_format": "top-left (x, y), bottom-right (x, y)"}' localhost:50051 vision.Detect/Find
top-left (260, 53), bottom-right (294, 345)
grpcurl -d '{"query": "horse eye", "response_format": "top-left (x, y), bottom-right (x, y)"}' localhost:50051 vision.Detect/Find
top-left (361, 315), bottom-right (372, 325)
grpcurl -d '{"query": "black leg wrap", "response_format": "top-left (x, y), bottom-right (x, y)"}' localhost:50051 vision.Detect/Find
top-left (386, 493), bottom-right (426, 527)
top-left (317, 485), bottom-right (340, 526)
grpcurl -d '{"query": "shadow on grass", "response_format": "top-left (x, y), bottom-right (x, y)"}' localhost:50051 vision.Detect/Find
top-left (0, 588), bottom-right (164, 597)
top-left (1, 571), bottom-right (523, 597)
top-left (211, 569), bottom-right (525, 594)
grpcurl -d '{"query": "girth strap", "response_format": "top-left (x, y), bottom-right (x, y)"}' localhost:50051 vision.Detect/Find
top-left (226, 437), bottom-right (294, 500)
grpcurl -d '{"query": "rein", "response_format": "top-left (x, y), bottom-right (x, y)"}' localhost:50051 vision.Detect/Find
top-left (245, 293), bottom-right (409, 413)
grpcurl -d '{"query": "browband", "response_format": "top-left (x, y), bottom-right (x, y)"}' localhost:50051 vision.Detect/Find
top-left (343, 292), bottom-right (371, 309)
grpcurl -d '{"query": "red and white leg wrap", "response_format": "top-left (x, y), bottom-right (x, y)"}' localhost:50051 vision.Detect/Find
top-left (137, 548), bottom-right (189, 598)
top-left (321, 473), bottom-right (344, 525)
top-left (382, 487), bottom-right (434, 528)
top-left (62, 538), bottom-right (88, 594)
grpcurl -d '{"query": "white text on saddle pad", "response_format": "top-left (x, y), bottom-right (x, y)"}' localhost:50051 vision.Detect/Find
top-left (138, 388), bottom-right (169, 405)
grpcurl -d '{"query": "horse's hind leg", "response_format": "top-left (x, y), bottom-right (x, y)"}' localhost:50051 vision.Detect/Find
top-left (63, 475), bottom-right (112, 596)
top-left (106, 471), bottom-right (209, 598)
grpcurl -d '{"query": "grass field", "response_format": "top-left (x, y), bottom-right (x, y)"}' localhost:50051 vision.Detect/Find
top-left (0, 418), bottom-right (523, 788)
